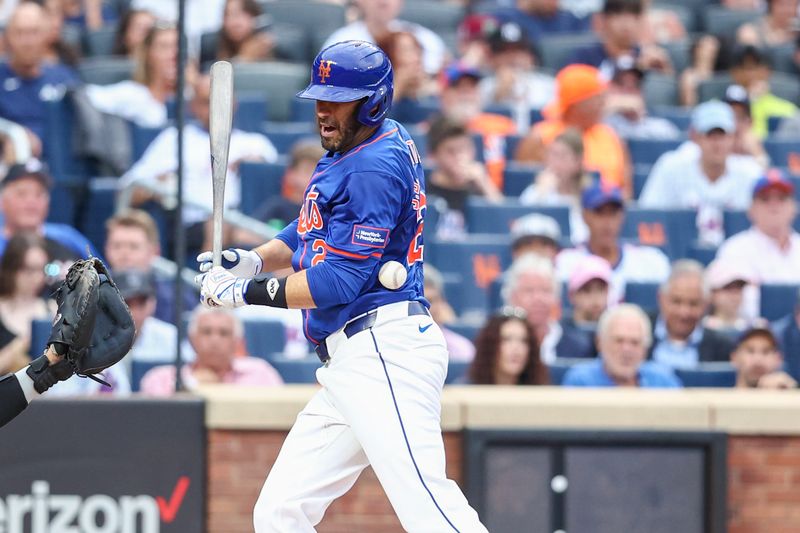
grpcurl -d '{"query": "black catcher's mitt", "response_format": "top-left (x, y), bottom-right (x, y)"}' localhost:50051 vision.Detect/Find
top-left (27, 258), bottom-right (135, 393)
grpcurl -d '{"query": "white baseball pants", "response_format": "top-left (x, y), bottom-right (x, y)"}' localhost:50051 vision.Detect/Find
top-left (253, 301), bottom-right (488, 532)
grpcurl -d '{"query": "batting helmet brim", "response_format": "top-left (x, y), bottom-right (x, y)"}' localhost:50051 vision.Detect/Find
top-left (296, 84), bottom-right (374, 102)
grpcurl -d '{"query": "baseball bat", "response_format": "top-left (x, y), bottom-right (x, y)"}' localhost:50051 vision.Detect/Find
top-left (209, 61), bottom-right (234, 268)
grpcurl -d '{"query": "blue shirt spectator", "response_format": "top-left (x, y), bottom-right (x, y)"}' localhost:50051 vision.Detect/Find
top-left (563, 358), bottom-right (682, 387)
top-left (493, 1), bottom-right (588, 45)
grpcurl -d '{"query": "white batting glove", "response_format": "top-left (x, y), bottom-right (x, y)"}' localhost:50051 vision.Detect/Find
top-left (196, 248), bottom-right (263, 278)
top-left (196, 267), bottom-right (249, 309)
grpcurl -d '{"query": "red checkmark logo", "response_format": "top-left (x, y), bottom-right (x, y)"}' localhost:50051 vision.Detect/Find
top-left (157, 476), bottom-right (190, 523)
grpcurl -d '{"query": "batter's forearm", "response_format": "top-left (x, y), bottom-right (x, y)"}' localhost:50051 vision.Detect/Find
top-left (286, 270), bottom-right (317, 309)
top-left (253, 239), bottom-right (294, 273)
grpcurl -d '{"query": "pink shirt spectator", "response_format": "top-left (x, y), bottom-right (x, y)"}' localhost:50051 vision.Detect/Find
top-left (140, 356), bottom-right (284, 396)
top-left (443, 327), bottom-right (476, 363)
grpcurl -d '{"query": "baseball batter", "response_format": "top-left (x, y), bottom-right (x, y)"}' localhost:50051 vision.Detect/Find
top-left (197, 41), bottom-right (488, 532)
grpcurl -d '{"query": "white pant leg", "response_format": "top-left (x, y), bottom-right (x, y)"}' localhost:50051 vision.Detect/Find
top-left (253, 387), bottom-right (369, 533)
top-left (318, 317), bottom-right (488, 533)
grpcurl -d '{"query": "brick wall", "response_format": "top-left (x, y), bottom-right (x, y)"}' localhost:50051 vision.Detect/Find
top-left (208, 430), bottom-right (800, 533)
top-left (207, 430), bottom-right (463, 533)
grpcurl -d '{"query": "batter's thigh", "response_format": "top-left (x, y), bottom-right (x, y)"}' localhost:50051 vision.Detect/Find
top-left (318, 318), bottom-right (488, 533)
top-left (253, 387), bottom-right (369, 533)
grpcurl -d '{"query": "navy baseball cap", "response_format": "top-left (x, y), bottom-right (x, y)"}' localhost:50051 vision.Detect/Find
top-left (735, 326), bottom-right (779, 351)
top-left (441, 62), bottom-right (482, 87)
top-left (581, 183), bottom-right (624, 210)
top-left (2, 159), bottom-right (53, 189)
top-left (113, 269), bottom-right (156, 300)
top-left (752, 168), bottom-right (795, 198)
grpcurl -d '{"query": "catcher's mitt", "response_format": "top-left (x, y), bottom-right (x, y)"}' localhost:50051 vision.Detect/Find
top-left (27, 258), bottom-right (135, 393)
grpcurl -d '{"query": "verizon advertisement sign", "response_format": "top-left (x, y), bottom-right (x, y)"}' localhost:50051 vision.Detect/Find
top-left (0, 399), bottom-right (205, 532)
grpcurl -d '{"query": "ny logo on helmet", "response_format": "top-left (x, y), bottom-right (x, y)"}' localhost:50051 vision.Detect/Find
top-left (318, 60), bottom-right (333, 83)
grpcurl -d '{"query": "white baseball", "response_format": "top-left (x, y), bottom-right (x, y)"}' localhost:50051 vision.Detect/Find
top-left (378, 261), bottom-right (408, 290)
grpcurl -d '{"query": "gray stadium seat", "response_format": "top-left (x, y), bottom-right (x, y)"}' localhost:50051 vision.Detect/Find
top-left (78, 57), bottom-right (135, 85)
top-left (699, 73), bottom-right (800, 105)
top-left (233, 62), bottom-right (309, 122)
top-left (702, 7), bottom-right (760, 36)
top-left (537, 33), bottom-right (599, 71)
top-left (642, 73), bottom-right (680, 108)
top-left (400, 1), bottom-right (466, 33)
top-left (259, 0), bottom-right (346, 60)
top-left (83, 26), bottom-right (117, 57)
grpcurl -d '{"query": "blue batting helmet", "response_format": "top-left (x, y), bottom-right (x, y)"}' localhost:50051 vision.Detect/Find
top-left (296, 40), bottom-right (394, 127)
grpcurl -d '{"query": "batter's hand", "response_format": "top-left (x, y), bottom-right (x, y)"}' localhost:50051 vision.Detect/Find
top-left (197, 248), bottom-right (263, 278)
top-left (196, 267), bottom-right (249, 309)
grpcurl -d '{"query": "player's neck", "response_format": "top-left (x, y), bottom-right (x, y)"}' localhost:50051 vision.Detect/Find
top-left (339, 125), bottom-right (378, 153)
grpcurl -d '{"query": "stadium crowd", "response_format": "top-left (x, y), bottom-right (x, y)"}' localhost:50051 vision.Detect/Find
top-left (0, 0), bottom-right (799, 393)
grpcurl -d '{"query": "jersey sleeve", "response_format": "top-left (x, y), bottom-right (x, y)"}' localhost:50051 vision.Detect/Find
top-left (305, 171), bottom-right (405, 307)
top-left (275, 219), bottom-right (299, 251)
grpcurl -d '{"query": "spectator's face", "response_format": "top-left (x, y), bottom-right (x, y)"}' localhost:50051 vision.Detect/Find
top-left (124, 11), bottom-right (156, 54)
top-left (732, 334), bottom-right (783, 387)
top-left (709, 281), bottom-right (745, 320)
top-left (285, 159), bottom-right (317, 198)
top-left (358, 0), bottom-right (402, 25)
top-left (599, 312), bottom-right (647, 384)
top-left (432, 134), bottom-right (476, 184)
top-left (565, 92), bottom-right (606, 129)
top-left (695, 129), bottom-right (734, 167)
top-left (0, 179), bottom-right (49, 232)
top-left (224, 0), bottom-right (256, 44)
top-left (492, 48), bottom-right (534, 71)
top-left (495, 318), bottom-right (530, 381)
top-left (424, 282), bottom-right (450, 325)
top-left (125, 295), bottom-right (156, 337)
top-left (749, 189), bottom-right (797, 237)
top-left (730, 60), bottom-right (770, 91)
top-left (15, 246), bottom-right (48, 298)
top-left (441, 77), bottom-right (482, 122)
top-left (315, 99), bottom-right (362, 152)
top-left (583, 203), bottom-right (624, 246)
top-left (148, 28), bottom-right (178, 86)
top-left (544, 139), bottom-right (582, 182)
top-left (105, 226), bottom-right (158, 271)
top-left (570, 279), bottom-right (609, 323)
top-left (5, 4), bottom-right (48, 71)
top-left (190, 312), bottom-right (239, 373)
top-left (393, 33), bottom-right (423, 70)
top-left (769, 0), bottom-right (798, 21)
top-left (509, 271), bottom-right (556, 328)
top-left (512, 238), bottom-right (559, 262)
top-left (659, 274), bottom-right (706, 340)
top-left (517, 0), bottom-right (559, 15)
top-left (602, 12), bottom-right (641, 50)
top-left (190, 76), bottom-right (212, 128)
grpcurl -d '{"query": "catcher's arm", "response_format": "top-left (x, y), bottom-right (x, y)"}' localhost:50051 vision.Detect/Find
top-left (25, 344), bottom-right (74, 394)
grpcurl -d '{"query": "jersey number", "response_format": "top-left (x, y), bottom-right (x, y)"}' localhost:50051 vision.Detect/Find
top-left (311, 239), bottom-right (326, 266)
top-left (407, 180), bottom-right (426, 264)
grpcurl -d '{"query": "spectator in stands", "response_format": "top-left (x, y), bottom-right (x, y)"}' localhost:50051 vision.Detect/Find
top-left (0, 2), bottom-right (79, 151)
top-left (728, 44), bottom-right (797, 139)
top-left (650, 260), bottom-right (735, 370)
top-left (104, 209), bottom-right (197, 324)
top-left (425, 116), bottom-right (501, 240)
top-left (249, 139), bottom-right (324, 231)
top-left (723, 84), bottom-right (769, 168)
top-left (640, 0), bottom-right (687, 45)
top-left (566, 0), bottom-right (672, 77)
top-left (503, 253), bottom-right (591, 363)
top-left (640, 101), bottom-right (762, 246)
top-left (679, 35), bottom-right (721, 107)
top-left (703, 259), bottom-right (754, 338)
top-left (519, 129), bottom-right (591, 244)
top-left (731, 325), bottom-right (798, 389)
top-left (716, 169), bottom-right (800, 286)
top-left (424, 265), bottom-right (475, 363)
top-left (510, 213), bottom-right (562, 263)
top-left (561, 254), bottom-right (613, 358)
top-left (479, 21), bottom-right (555, 130)
top-left (515, 64), bottom-right (631, 196)
top-left (455, 13), bottom-right (498, 70)
top-left (492, 0), bottom-right (589, 45)
top-left (556, 182), bottom-right (670, 305)
top-left (210, 0), bottom-right (274, 63)
top-left (119, 73), bottom-right (278, 257)
top-left (322, 0), bottom-right (447, 75)
top-left (129, 0), bottom-right (226, 59)
top-left (562, 303), bottom-right (682, 387)
top-left (113, 8), bottom-right (156, 57)
top-left (0, 233), bottom-right (55, 375)
top-left (772, 289), bottom-right (800, 382)
top-left (0, 160), bottom-right (97, 266)
top-left (603, 55), bottom-right (681, 140)
top-left (42, 0), bottom-right (82, 66)
top-left (376, 31), bottom-right (438, 103)
top-left (737, 0), bottom-right (799, 48)
top-left (140, 306), bottom-right (283, 396)
top-left (437, 62), bottom-right (517, 189)
top-left (86, 23), bottom-right (178, 128)
top-left (467, 308), bottom-right (549, 385)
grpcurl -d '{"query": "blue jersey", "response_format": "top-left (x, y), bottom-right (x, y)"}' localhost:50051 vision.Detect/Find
top-left (275, 119), bottom-right (427, 343)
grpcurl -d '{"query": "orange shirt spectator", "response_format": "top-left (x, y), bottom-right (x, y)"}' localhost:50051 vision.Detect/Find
top-left (515, 64), bottom-right (631, 196)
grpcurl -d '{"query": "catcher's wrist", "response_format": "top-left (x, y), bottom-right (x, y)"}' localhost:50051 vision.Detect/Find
top-left (245, 277), bottom-right (288, 308)
top-left (26, 352), bottom-right (73, 394)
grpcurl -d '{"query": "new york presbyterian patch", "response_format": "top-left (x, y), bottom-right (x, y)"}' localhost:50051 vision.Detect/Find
top-left (351, 225), bottom-right (390, 248)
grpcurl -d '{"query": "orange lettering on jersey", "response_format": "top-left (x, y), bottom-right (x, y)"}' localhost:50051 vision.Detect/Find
top-left (473, 254), bottom-right (501, 289)
top-left (407, 180), bottom-right (426, 264)
top-left (298, 186), bottom-right (324, 235)
top-left (318, 60), bottom-right (333, 83)
top-left (637, 222), bottom-right (666, 246)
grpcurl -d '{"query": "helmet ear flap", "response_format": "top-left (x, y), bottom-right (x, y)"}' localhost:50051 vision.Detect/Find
top-left (356, 84), bottom-right (393, 127)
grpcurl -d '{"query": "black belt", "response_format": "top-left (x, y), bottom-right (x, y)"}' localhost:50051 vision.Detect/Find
top-left (315, 301), bottom-right (430, 363)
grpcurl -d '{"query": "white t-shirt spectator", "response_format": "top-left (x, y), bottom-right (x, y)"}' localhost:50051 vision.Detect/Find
top-left (717, 228), bottom-right (800, 285)
top-left (86, 81), bottom-right (167, 128)
top-left (129, 316), bottom-right (182, 363)
top-left (322, 20), bottom-right (447, 75)
top-left (556, 242), bottom-right (671, 305)
top-left (120, 122), bottom-right (278, 225)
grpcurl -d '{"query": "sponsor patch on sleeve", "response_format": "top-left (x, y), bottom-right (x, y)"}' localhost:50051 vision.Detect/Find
top-left (351, 225), bottom-right (390, 248)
